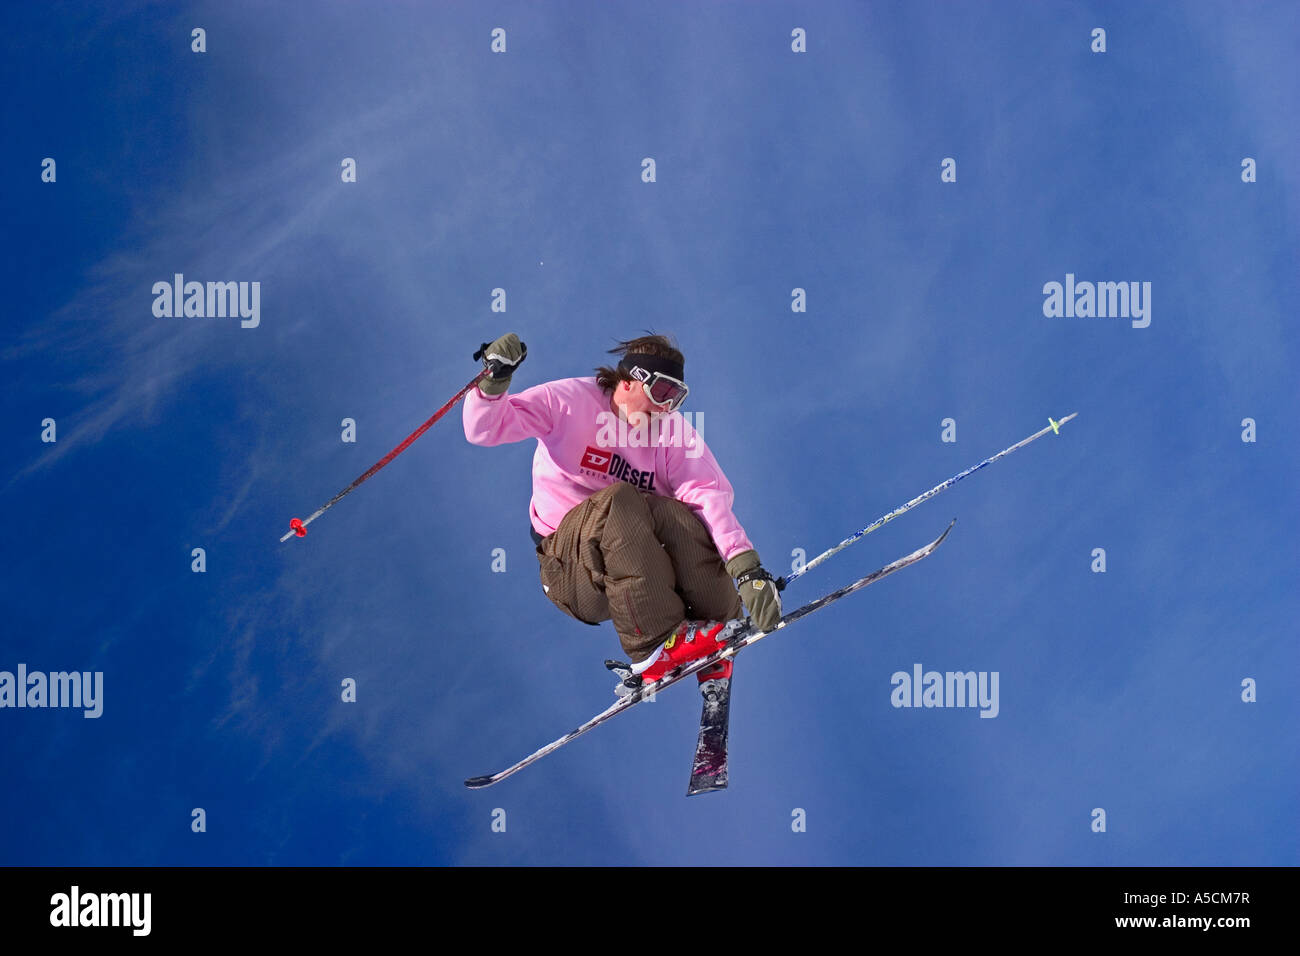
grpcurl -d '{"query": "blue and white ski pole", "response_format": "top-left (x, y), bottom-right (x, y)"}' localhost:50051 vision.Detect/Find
top-left (776, 413), bottom-right (1078, 590)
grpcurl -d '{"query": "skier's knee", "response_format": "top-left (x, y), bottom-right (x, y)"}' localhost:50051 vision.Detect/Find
top-left (652, 494), bottom-right (699, 528)
top-left (604, 480), bottom-right (643, 511)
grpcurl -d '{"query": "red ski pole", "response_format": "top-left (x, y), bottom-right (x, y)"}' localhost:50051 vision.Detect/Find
top-left (280, 369), bottom-right (489, 543)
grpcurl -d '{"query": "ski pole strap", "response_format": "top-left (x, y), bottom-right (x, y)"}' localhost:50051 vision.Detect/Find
top-left (734, 566), bottom-right (775, 589)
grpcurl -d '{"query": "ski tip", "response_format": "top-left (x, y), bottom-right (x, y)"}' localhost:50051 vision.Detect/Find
top-left (464, 775), bottom-right (496, 789)
top-left (686, 780), bottom-right (728, 796)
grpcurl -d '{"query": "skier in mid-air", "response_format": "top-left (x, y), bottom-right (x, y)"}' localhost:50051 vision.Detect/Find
top-left (463, 332), bottom-right (782, 686)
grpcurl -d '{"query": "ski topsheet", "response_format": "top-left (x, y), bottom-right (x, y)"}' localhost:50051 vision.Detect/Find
top-left (464, 519), bottom-right (955, 790)
top-left (687, 673), bottom-right (733, 795)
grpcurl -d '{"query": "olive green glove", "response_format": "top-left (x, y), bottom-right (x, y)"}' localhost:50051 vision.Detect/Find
top-left (473, 333), bottom-right (527, 395)
top-left (725, 549), bottom-right (782, 632)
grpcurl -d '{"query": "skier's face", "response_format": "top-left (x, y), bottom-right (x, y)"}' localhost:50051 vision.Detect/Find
top-left (611, 378), bottom-right (665, 421)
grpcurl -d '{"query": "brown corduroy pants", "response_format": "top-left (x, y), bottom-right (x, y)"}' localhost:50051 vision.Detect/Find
top-left (535, 482), bottom-right (743, 663)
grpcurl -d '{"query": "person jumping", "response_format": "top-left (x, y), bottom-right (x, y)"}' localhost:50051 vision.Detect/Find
top-left (462, 332), bottom-right (782, 687)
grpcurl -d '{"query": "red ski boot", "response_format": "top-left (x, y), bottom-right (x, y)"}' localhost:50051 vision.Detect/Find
top-left (633, 620), bottom-right (734, 686)
top-left (696, 659), bottom-right (733, 682)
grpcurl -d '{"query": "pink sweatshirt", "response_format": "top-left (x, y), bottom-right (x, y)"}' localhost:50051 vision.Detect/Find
top-left (463, 377), bottom-right (754, 562)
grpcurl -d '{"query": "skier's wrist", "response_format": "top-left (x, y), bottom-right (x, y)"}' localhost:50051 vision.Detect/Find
top-left (724, 549), bottom-right (760, 579)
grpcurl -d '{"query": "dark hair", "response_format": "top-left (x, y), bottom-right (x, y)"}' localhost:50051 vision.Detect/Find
top-left (594, 333), bottom-right (685, 392)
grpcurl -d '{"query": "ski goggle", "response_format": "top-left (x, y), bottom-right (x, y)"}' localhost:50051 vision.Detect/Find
top-left (627, 365), bottom-right (689, 411)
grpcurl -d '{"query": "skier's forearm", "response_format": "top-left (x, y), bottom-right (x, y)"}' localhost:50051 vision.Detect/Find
top-left (665, 438), bottom-right (754, 559)
top-left (462, 381), bottom-right (554, 445)
top-left (671, 476), bottom-right (754, 561)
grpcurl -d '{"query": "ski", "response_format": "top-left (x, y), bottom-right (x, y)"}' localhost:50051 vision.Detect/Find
top-left (686, 667), bottom-right (732, 795)
top-left (679, 414), bottom-right (1075, 793)
top-left (463, 519), bottom-right (955, 790)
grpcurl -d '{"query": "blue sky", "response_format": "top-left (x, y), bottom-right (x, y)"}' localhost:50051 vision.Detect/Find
top-left (2, 1), bottom-right (1296, 865)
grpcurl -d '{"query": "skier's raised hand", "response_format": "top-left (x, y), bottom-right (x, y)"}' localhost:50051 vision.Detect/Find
top-left (473, 333), bottom-right (528, 395)
top-left (725, 550), bottom-right (782, 632)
